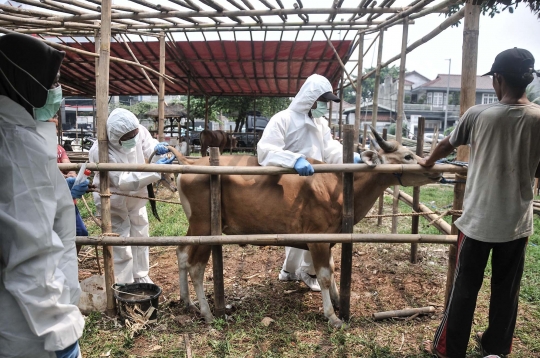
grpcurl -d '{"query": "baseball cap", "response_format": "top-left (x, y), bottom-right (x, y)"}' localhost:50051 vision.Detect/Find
top-left (319, 91), bottom-right (341, 102)
top-left (482, 48), bottom-right (535, 76)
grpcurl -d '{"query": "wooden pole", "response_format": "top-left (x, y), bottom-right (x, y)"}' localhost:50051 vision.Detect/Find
top-left (392, 18), bottom-right (408, 234)
top-left (210, 147), bottom-right (225, 318)
top-left (322, 30), bottom-right (357, 92)
top-left (445, 2), bottom-right (480, 308)
top-left (372, 29), bottom-right (384, 128)
top-left (59, 162), bottom-right (468, 176)
top-left (96, 0), bottom-right (115, 317)
top-left (204, 96), bottom-right (209, 130)
top-left (410, 117), bottom-right (425, 264)
top-left (158, 32), bottom-right (165, 143)
top-left (354, 32), bottom-right (364, 146)
top-left (339, 124), bottom-right (355, 322)
top-left (328, 100), bottom-right (333, 136)
top-left (363, 123), bottom-right (368, 148)
top-left (373, 306), bottom-right (435, 320)
top-left (77, 233), bottom-right (458, 246)
top-left (339, 72), bottom-right (344, 140)
top-left (377, 128), bottom-right (388, 226)
top-left (186, 81), bottom-right (191, 155)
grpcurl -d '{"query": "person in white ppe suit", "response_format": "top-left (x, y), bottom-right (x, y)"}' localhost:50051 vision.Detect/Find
top-left (89, 108), bottom-right (174, 284)
top-left (257, 74), bottom-right (362, 292)
top-left (0, 33), bottom-right (85, 358)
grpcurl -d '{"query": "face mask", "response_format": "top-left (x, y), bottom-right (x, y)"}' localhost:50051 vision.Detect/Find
top-left (121, 134), bottom-right (139, 150)
top-left (311, 101), bottom-right (327, 118)
top-left (34, 85), bottom-right (62, 121)
top-left (0, 50), bottom-right (62, 121)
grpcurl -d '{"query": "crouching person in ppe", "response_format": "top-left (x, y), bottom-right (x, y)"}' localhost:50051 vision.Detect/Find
top-left (0, 33), bottom-right (84, 358)
top-left (257, 74), bottom-right (362, 292)
top-left (89, 108), bottom-right (174, 284)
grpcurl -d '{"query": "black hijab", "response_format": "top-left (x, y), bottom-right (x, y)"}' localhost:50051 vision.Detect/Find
top-left (0, 33), bottom-right (65, 116)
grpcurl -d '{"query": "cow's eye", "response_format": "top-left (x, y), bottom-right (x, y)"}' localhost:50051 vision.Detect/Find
top-left (404, 155), bottom-right (413, 161)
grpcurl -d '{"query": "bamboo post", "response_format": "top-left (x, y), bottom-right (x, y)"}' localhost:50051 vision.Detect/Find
top-left (186, 81), bottom-right (191, 155)
top-left (158, 32), bottom-right (165, 143)
top-left (339, 125), bottom-right (355, 321)
top-left (96, 0), bottom-right (115, 317)
top-left (411, 117), bottom-right (425, 264)
top-left (204, 96), bottom-right (209, 130)
top-left (253, 97), bottom-right (256, 153)
top-left (371, 29), bottom-right (384, 128)
top-left (354, 32), bottom-right (364, 146)
top-left (392, 18), bottom-right (408, 234)
top-left (431, 124), bottom-right (440, 154)
top-left (445, 2), bottom-right (480, 308)
top-left (373, 306), bottom-right (435, 320)
top-left (377, 128), bottom-right (388, 226)
top-left (210, 147), bottom-right (225, 318)
top-left (339, 72), bottom-right (344, 140)
top-left (328, 100), bottom-right (333, 136)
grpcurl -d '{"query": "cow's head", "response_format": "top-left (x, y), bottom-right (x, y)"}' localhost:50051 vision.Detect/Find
top-left (229, 134), bottom-right (238, 149)
top-left (363, 126), bottom-right (441, 186)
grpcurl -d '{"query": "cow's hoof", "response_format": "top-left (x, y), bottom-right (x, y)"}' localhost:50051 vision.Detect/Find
top-left (185, 304), bottom-right (201, 315)
top-left (328, 315), bottom-right (344, 329)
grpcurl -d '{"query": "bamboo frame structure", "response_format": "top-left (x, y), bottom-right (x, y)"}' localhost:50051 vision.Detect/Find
top-left (5, 0), bottom-right (497, 325)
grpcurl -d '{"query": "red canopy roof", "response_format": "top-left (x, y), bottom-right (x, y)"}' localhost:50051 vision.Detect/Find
top-left (60, 40), bottom-right (353, 97)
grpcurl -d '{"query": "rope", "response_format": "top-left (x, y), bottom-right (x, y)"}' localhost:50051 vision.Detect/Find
top-left (435, 158), bottom-right (469, 167)
top-left (89, 189), bottom-right (181, 205)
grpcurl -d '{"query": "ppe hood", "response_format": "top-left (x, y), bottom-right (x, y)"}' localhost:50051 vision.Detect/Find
top-left (288, 74), bottom-right (334, 114)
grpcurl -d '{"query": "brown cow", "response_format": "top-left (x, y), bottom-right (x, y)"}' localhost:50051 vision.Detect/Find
top-left (169, 128), bottom-right (441, 328)
top-left (200, 129), bottom-right (237, 157)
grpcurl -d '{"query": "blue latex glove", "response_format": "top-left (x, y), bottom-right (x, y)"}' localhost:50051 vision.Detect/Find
top-left (66, 178), bottom-right (89, 199)
top-left (156, 155), bottom-right (176, 165)
top-left (55, 341), bottom-right (80, 358)
top-left (155, 142), bottom-right (169, 155)
top-left (354, 152), bottom-right (363, 164)
top-left (294, 157), bottom-right (314, 176)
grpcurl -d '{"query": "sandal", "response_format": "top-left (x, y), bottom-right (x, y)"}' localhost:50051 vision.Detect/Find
top-left (423, 340), bottom-right (448, 358)
top-left (476, 332), bottom-right (505, 358)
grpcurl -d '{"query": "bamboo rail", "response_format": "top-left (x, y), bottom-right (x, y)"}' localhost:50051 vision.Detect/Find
top-left (58, 162), bottom-right (469, 175)
top-left (76, 234), bottom-right (458, 246)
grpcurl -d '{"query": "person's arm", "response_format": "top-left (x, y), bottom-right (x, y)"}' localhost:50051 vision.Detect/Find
top-left (418, 137), bottom-right (456, 167)
top-left (61, 157), bottom-right (77, 178)
top-left (257, 115), bottom-right (303, 168)
top-left (0, 139), bottom-right (84, 352)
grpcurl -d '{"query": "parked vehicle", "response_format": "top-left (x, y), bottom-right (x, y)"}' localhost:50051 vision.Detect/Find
top-left (424, 133), bottom-right (445, 143)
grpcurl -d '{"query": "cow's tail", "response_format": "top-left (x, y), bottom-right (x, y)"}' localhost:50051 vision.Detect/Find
top-left (147, 184), bottom-right (161, 222)
top-left (167, 145), bottom-right (195, 165)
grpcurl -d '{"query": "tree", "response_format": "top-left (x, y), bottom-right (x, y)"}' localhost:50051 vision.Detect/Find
top-left (526, 84), bottom-right (540, 104)
top-left (388, 122), bottom-right (409, 138)
top-left (360, 65), bottom-right (400, 102)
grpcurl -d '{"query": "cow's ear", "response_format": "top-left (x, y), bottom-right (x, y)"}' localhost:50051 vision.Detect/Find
top-left (360, 150), bottom-right (381, 168)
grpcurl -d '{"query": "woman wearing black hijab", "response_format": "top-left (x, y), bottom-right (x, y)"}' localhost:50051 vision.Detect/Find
top-left (0, 33), bottom-right (84, 358)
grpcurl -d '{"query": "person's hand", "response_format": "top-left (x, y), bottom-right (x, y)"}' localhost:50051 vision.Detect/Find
top-left (418, 157), bottom-right (435, 168)
top-left (294, 157), bottom-right (314, 176)
top-left (156, 155), bottom-right (176, 165)
top-left (66, 177), bottom-right (89, 199)
top-left (155, 142), bottom-right (170, 155)
top-left (353, 152), bottom-right (362, 164)
top-left (55, 341), bottom-right (80, 358)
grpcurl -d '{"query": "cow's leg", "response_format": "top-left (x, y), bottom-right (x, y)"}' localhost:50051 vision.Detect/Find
top-left (176, 245), bottom-right (199, 314)
top-left (188, 245), bottom-right (213, 322)
top-left (309, 243), bottom-right (343, 328)
top-left (329, 254), bottom-right (340, 309)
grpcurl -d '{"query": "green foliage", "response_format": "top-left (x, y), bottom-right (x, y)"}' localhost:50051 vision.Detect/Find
top-left (361, 65), bottom-right (400, 102)
top-left (117, 101), bottom-right (158, 119)
top-left (446, 1), bottom-right (540, 26)
top-left (444, 125), bottom-right (455, 136)
top-left (387, 122), bottom-right (408, 137)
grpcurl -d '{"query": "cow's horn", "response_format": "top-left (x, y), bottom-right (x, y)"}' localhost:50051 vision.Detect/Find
top-left (369, 125), bottom-right (397, 152)
top-left (368, 133), bottom-right (381, 151)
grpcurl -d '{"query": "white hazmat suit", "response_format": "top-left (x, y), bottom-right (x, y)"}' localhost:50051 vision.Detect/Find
top-left (257, 74), bottom-right (343, 283)
top-left (0, 96), bottom-right (84, 357)
top-left (89, 108), bottom-right (161, 284)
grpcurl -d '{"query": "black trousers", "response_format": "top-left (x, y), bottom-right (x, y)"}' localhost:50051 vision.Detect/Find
top-left (432, 232), bottom-right (528, 358)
